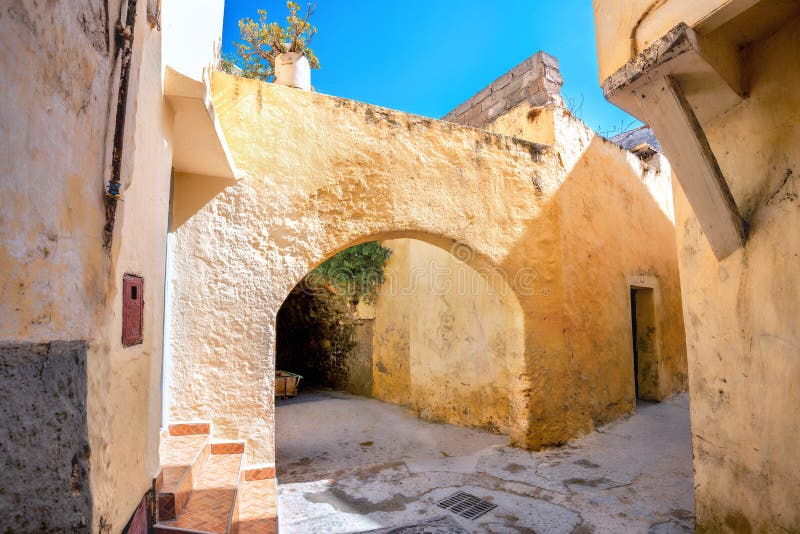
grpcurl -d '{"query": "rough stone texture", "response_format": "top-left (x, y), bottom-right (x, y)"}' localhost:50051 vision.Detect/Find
top-left (170, 73), bottom-right (567, 463)
top-left (0, 1), bottom-right (227, 530)
top-left (275, 283), bottom-right (373, 396)
top-left (441, 51), bottom-right (563, 129)
top-left (672, 17), bottom-right (800, 533)
top-left (274, 391), bottom-right (694, 534)
top-left (482, 95), bottom-right (687, 428)
top-left (169, 72), bottom-right (687, 466)
top-left (0, 341), bottom-right (91, 532)
top-left (370, 238), bottom-right (521, 434)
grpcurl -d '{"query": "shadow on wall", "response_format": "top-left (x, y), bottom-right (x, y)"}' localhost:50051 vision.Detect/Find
top-left (274, 235), bottom-right (526, 438)
top-left (275, 280), bottom-right (373, 396)
top-left (171, 172), bottom-right (238, 231)
top-left (551, 132), bottom-right (688, 428)
top-left (167, 75), bottom-right (687, 464)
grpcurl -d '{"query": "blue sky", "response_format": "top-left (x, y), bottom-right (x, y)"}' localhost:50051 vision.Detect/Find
top-left (221, 1), bottom-right (641, 137)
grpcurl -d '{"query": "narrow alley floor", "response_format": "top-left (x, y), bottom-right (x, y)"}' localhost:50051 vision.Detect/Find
top-left (275, 391), bottom-right (693, 534)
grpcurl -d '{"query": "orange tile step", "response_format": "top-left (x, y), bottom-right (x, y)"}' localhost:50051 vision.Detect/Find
top-left (158, 433), bottom-right (211, 520)
top-left (236, 474), bottom-right (278, 534)
top-left (155, 444), bottom-right (244, 534)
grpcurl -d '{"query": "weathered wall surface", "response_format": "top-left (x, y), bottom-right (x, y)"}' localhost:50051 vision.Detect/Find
top-left (275, 283), bottom-right (373, 395)
top-left (0, 2), bottom-right (153, 531)
top-left (592, 0), bottom-right (737, 82)
top-left (442, 51), bottom-right (563, 128)
top-left (0, 0), bottom-right (225, 530)
top-left (345, 320), bottom-right (375, 397)
top-left (169, 73), bottom-right (571, 463)
top-left (0, 341), bottom-right (91, 531)
top-left (372, 239), bottom-right (413, 405)
top-left (460, 74), bottom-right (687, 427)
top-left (89, 5), bottom-right (175, 529)
top-left (672, 17), bottom-right (800, 533)
top-left (592, 1), bottom-right (800, 530)
top-left (0, 0), bottom-right (118, 346)
top-left (171, 59), bottom-right (690, 465)
top-left (371, 239), bottom-right (522, 434)
top-left (550, 111), bottom-right (687, 421)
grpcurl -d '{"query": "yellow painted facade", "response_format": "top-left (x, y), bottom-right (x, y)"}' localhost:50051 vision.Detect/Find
top-left (592, 0), bottom-right (763, 82)
top-left (592, 2), bottom-right (800, 531)
top-left (167, 72), bottom-right (687, 464)
top-left (360, 98), bottom-right (687, 437)
top-left (168, 73), bottom-right (568, 460)
top-left (2, 2), bottom-right (701, 529)
top-left (0, 0), bottom-right (229, 529)
top-left (371, 238), bottom-right (522, 434)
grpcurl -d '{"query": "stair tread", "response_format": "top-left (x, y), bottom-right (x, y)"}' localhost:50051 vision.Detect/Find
top-left (160, 434), bottom-right (209, 493)
top-left (159, 453), bottom-right (243, 533)
top-left (238, 478), bottom-right (278, 534)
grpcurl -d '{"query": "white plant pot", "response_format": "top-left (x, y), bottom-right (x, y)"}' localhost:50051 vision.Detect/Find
top-left (274, 52), bottom-right (311, 91)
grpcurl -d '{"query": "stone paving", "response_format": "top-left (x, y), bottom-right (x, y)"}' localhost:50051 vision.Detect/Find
top-left (275, 390), bottom-right (694, 533)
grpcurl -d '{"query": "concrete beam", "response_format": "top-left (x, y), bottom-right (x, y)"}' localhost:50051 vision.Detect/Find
top-left (603, 23), bottom-right (745, 124)
top-left (647, 76), bottom-right (745, 259)
top-left (165, 67), bottom-right (239, 181)
top-left (602, 23), bottom-right (746, 260)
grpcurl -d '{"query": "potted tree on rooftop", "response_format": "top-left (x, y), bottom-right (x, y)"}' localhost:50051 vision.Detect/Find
top-left (231, 1), bottom-right (320, 90)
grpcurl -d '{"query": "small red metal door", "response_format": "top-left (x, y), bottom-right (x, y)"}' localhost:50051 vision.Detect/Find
top-left (122, 274), bottom-right (144, 347)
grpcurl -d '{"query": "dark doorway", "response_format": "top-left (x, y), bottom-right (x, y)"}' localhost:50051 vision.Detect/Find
top-left (630, 288), bottom-right (639, 398)
top-left (276, 281), bottom-right (374, 396)
top-left (629, 286), bottom-right (658, 401)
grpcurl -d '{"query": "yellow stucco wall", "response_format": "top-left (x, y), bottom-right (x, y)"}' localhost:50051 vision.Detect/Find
top-left (554, 130), bottom-right (687, 420)
top-left (0, 1), bottom-right (166, 528)
top-left (169, 73), bottom-right (577, 463)
top-left (372, 239), bottom-right (413, 406)
top-left (371, 238), bottom-right (523, 434)
top-left (672, 16), bottom-right (800, 532)
top-left (484, 98), bottom-right (688, 418)
top-left (1, 1), bottom-right (226, 529)
top-left (592, 1), bottom-right (799, 530)
top-left (169, 70), bottom-right (688, 465)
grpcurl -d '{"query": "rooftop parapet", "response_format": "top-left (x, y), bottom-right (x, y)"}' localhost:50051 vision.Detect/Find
top-left (442, 51), bottom-right (563, 129)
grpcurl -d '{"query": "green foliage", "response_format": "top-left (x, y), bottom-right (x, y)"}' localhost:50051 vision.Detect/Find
top-left (232, 2), bottom-right (320, 82)
top-left (310, 242), bottom-right (392, 304)
top-left (220, 52), bottom-right (243, 76)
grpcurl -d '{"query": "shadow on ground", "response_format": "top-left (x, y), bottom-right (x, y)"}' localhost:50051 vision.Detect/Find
top-left (275, 390), bottom-right (694, 533)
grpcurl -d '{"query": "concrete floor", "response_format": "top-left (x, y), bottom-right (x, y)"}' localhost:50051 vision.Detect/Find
top-left (275, 391), bottom-right (694, 534)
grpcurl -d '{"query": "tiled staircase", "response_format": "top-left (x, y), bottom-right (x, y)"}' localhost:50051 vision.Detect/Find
top-left (154, 422), bottom-right (278, 534)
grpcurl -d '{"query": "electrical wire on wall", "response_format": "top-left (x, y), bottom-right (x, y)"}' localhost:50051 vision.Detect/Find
top-left (103, 0), bottom-right (138, 248)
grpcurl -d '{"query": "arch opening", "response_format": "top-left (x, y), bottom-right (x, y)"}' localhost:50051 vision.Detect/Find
top-left (274, 235), bottom-right (525, 481)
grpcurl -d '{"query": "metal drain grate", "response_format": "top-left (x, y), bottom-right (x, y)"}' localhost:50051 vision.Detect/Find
top-left (435, 491), bottom-right (497, 520)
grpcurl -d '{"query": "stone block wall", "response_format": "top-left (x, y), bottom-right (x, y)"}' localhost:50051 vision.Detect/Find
top-left (0, 341), bottom-right (91, 531)
top-left (442, 51), bottom-right (563, 129)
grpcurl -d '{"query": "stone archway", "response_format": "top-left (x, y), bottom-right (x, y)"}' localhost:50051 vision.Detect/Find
top-left (276, 233), bottom-right (527, 435)
top-left (167, 73), bottom-right (576, 463)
